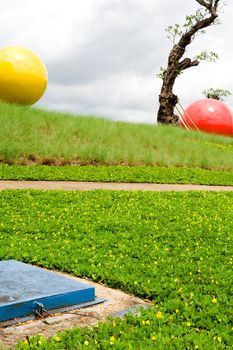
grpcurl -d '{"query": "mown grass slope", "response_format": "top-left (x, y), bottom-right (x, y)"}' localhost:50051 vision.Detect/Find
top-left (0, 102), bottom-right (233, 169)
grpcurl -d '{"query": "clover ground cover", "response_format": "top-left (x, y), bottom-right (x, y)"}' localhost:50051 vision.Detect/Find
top-left (1, 165), bottom-right (233, 186)
top-left (0, 190), bottom-right (232, 349)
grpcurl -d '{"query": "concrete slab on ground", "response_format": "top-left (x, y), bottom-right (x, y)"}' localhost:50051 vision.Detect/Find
top-left (0, 270), bottom-right (151, 348)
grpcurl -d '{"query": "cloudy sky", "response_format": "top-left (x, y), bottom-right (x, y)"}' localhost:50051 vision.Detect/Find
top-left (0, 0), bottom-right (232, 123)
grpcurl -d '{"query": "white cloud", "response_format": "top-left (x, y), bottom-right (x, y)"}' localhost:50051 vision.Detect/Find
top-left (0, 0), bottom-right (232, 123)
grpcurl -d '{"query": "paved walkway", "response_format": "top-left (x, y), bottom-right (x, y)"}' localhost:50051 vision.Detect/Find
top-left (0, 181), bottom-right (233, 192)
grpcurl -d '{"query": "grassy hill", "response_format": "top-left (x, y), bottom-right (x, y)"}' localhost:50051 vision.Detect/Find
top-left (0, 102), bottom-right (233, 170)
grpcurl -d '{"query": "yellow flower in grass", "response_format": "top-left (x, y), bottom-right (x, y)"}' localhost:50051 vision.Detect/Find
top-left (156, 311), bottom-right (163, 320)
top-left (53, 336), bottom-right (61, 342)
top-left (214, 336), bottom-right (222, 343)
top-left (141, 319), bottom-right (150, 326)
top-left (211, 297), bottom-right (217, 304)
top-left (110, 336), bottom-right (116, 345)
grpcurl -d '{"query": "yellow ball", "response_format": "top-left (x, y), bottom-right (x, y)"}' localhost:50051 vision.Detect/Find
top-left (0, 46), bottom-right (48, 105)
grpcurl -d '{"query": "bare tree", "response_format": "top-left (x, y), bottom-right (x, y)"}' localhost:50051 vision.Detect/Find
top-left (157, 0), bottom-right (221, 124)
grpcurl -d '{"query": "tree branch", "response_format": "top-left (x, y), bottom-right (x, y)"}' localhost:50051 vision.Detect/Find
top-left (168, 0), bottom-right (220, 64)
top-left (178, 58), bottom-right (200, 71)
top-left (196, 0), bottom-right (220, 14)
top-left (177, 14), bottom-right (217, 56)
top-left (196, 0), bottom-right (212, 10)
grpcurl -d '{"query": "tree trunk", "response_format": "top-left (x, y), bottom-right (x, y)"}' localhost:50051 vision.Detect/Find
top-left (157, 72), bottom-right (179, 124)
top-left (157, 92), bottom-right (179, 124)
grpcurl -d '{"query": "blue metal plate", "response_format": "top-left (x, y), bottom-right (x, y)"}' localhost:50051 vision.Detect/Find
top-left (0, 260), bottom-right (95, 322)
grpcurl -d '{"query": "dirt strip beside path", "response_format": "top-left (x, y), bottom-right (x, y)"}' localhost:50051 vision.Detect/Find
top-left (0, 181), bottom-right (233, 191)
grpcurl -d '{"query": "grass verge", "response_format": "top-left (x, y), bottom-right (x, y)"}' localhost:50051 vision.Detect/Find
top-left (0, 190), bottom-right (232, 349)
top-left (1, 165), bottom-right (233, 186)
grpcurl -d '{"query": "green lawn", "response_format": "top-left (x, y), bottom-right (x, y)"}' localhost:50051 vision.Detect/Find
top-left (1, 165), bottom-right (233, 186)
top-left (1, 190), bottom-right (232, 349)
top-left (0, 101), bottom-right (233, 169)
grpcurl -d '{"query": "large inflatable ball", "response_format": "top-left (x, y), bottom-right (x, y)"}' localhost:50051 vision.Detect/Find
top-left (0, 46), bottom-right (48, 105)
top-left (180, 99), bottom-right (233, 137)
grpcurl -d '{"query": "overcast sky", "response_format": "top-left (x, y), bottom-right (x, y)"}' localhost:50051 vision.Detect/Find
top-left (0, 0), bottom-right (232, 123)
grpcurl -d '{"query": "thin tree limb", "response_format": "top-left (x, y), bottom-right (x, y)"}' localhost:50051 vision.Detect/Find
top-left (178, 58), bottom-right (200, 71)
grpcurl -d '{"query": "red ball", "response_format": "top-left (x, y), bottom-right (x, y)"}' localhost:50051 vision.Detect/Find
top-left (180, 99), bottom-right (233, 136)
